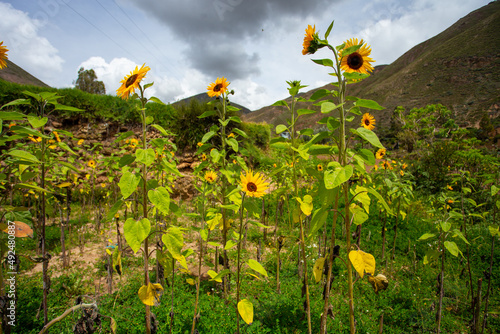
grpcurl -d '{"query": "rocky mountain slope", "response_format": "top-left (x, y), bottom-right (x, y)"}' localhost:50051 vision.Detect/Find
top-left (0, 59), bottom-right (50, 88)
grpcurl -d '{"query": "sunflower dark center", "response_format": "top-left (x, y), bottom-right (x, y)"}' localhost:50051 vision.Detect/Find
top-left (125, 74), bottom-right (139, 88)
top-left (364, 118), bottom-right (371, 125)
top-left (213, 84), bottom-right (223, 92)
top-left (347, 52), bottom-right (363, 70)
top-left (247, 182), bottom-right (257, 192)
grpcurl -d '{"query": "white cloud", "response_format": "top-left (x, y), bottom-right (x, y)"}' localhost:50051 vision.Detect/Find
top-left (0, 2), bottom-right (64, 83)
top-left (78, 57), bottom-right (208, 103)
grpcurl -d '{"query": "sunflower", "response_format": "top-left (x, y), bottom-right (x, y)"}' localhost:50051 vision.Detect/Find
top-left (317, 164), bottom-right (323, 171)
top-left (227, 133), bottom-right (235, 138)
top-left (375, 148), bottom-right (386, 160)
top-left (339, 38), bottom-right (374, 74)
top-left (240, 170), bottom-right (269, 198)
top-left (400, 170), bottom-right (405, 176)
top-left (197, 142), bottom-right (203, 147)
top-left (88, 160), bottom-right (96, 169)
top-left (204, 171), bottom-right (217, 183)
top-left (77, 139), bottom-right (84, 145)
top-left (402, 163), bottom-right (408, 170)
top-left (302, 25), bottom-right (319, 55)
top-left (53, 131), bottom-right (61, 142)
top-left (202, 154), bottom-right (207, 161)
top-left (361, 113), bottom-right (376, 130)
top-left (0, 42), bottom-right (8, 69)
top-left (116, 63), bottom-right (150, 99)
top-left (381, 161), bottom-right (391, 170)
top-left (207, 77), bottom-right (229, 98)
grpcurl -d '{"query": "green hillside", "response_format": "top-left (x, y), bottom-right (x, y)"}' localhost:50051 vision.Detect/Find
top-left (244, 1), bottom-right (500, 131)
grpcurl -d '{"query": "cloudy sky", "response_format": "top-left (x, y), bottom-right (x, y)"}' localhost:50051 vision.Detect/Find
top-left (0, 0), bottom-right (490, 110)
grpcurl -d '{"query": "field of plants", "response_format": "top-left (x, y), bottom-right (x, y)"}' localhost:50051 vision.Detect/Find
top-left (0, 22), bottom-right (499, 334)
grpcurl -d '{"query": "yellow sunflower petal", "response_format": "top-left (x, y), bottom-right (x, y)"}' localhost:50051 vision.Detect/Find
top-left (0, 42), bottom-right (9, 69)
top-left (339, 38), bottom-right (375, 74)
top-left (116, 63), bottom-right (150, 99)
top-left (207, 77), bottom-right (229, 98)
top-left (240, 170), bottom-right (269, 198)
top-left (361, 113), bottom-right (376, 130)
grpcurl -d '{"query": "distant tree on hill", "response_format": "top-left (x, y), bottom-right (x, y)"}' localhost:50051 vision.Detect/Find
top-left (74, 67), bottom-right (105, 95)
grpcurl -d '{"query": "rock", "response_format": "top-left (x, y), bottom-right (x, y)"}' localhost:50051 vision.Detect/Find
top-left (177, 162), bottom-right (192, 171)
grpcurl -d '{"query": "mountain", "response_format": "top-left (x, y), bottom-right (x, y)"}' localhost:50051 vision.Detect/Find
top-left (243, 1), bottom-right (500, 130)
top-left (173, 92), bottom-right (252, 115)
top-left (0, 59), bottom-right (50, 88)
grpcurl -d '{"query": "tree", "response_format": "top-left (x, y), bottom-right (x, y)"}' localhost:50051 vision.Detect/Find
top-left (74, 67), bottom-right (106, 95)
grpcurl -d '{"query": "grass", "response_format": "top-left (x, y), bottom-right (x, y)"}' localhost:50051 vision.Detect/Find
top-left (11, 199), bottom-right (500, 334)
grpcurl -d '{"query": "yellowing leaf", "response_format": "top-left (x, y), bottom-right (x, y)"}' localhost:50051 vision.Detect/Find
top-left (313, 257), bottom-right (325, 283)
top-left (208, 269), bottom-right (231, 283)
top-left (162, 227), bottom-right (184, 260)
top-left (238, 299), bottom-right (254, 325)
top-left (488, 225), bottom-right (499, 237)
top-left (298, 195), bottom-right (313, 216)
top-left (106, 249), bottom-right (112, 256)
top-left (207, 270), bottom-right (221, 282)
top-left (56, 182), bottom-right (72, 188)
top-left (247, 259), bottom-right (268, 277)
top-left (110, 318), bottom-right (117, 334)
top-left (368, 274), bottom-right (389, 293)
top-left (348, 250), bottom-right (375, 278)
top-left (2, 221), bottom-right (33, 238)
top-left (124, 218), bottom-right (150, 254)
top-left (112, 249), bottom-right (122, 275)
top-left (349, 204), bottom-right (369, 225)
top-left (138, 282), bottom-right (163, 306)
top-left (186, 278), bottom-right (195, 285)
top-left (351, 186), bottom-right (371, 214)
top-left (206, 213), bottom-right (222, 231)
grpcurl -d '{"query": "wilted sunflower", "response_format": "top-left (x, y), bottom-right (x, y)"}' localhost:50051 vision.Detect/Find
top-left (207, 77), bottom-right (229, 98)
top-left (361, 113), bottom-right (376, 130)
top-left (381, 161), bottom-right (391, 170)
top-left (375, 148), bottom-right (386, 160)
top-left (88, 160), bottom-right (96, 169)
top-left (240, 170), bottom-right (269, 198)
top-left (116, 63), bottom-right (150, 99)
top-left (204, 171), bottom-right (217, 183)
top-left (339, 38), bottom-right (374, 74)
top-left (0, 42), bottom-right (8, 69)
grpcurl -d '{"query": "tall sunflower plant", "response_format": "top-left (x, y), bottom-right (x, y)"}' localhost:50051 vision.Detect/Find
top-left (192, 78), bottom-right (271, 333)
top-left (0, 89), bottom-right (82, 326)
top-left (301, 22), bottom-right (392, 334)
top-left (270, 79), bottom-right (324, 334)
top-left (113, 64), bottom-right (184, 334)
top-left (196, 77), bottom-right (245, 297)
